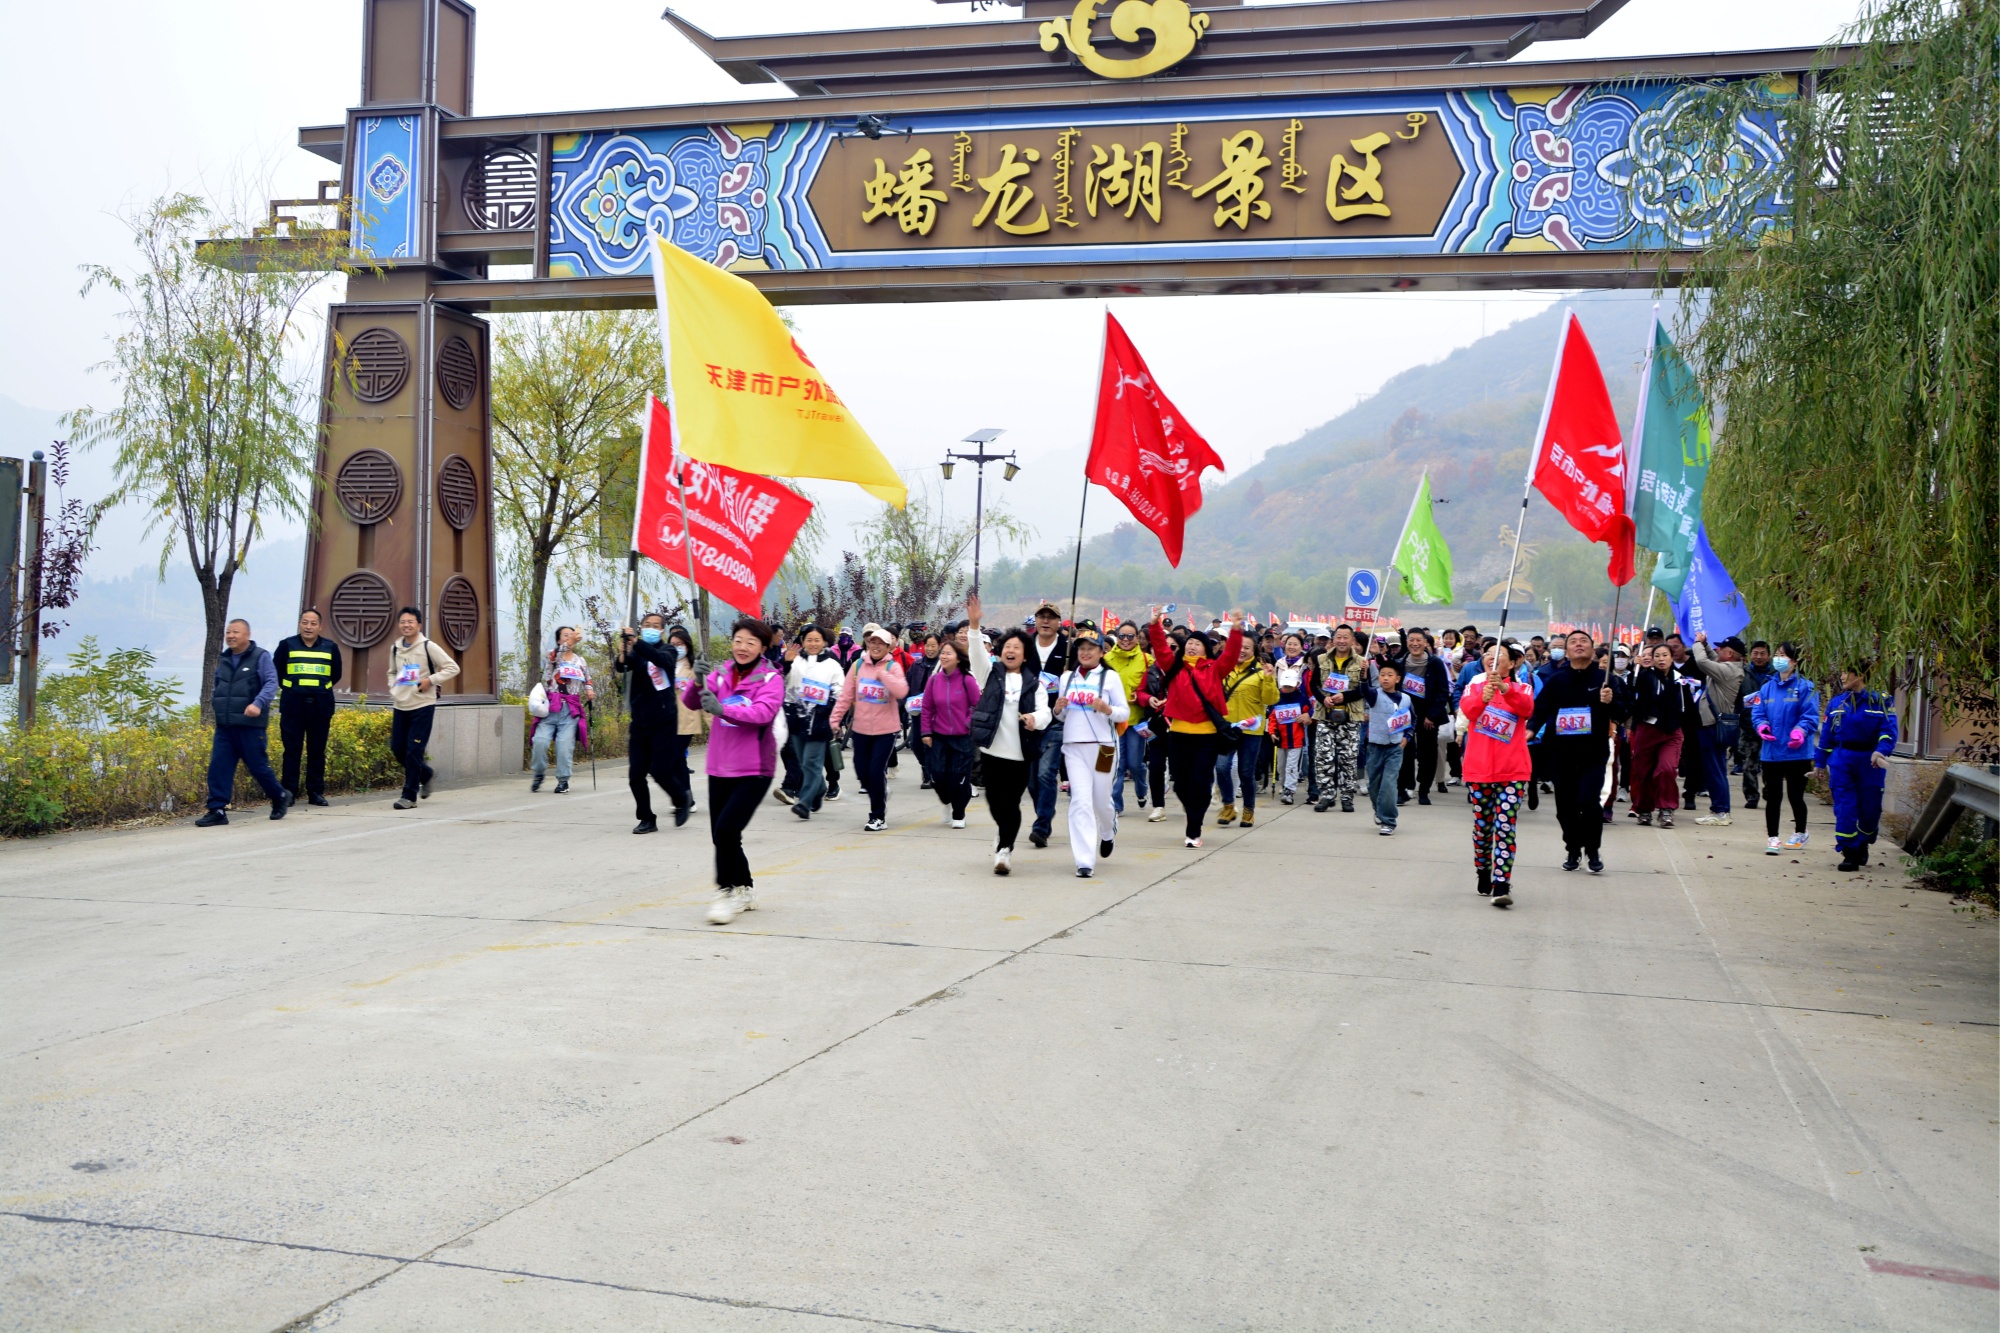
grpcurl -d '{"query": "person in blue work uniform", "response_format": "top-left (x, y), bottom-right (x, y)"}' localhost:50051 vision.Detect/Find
top-left (1816, 666), bottom-right (1899, 871)
top-left (1750, 642), bottom-right (1821, 855)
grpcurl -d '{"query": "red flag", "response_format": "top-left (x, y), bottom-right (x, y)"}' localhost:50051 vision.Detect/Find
top-left (1085, 313), bottom-right (1224, 567)
top-left (1531, 313), bottom-right (1636, 585)
top-left (635, 396), bottom-right (814, 614)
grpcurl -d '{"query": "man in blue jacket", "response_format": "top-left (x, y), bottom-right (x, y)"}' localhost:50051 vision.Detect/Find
top-left (195, 619), bottom-right (290, 827)
top-left (1817, 667), bottom-right (1899, 871)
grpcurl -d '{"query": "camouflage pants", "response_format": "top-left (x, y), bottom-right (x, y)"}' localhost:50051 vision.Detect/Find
top-left (1314, 717), bottom-right (1362, 804)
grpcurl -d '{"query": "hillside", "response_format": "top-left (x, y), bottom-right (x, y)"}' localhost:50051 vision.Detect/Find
top-left (981, 292), bottom-right (1669, 620)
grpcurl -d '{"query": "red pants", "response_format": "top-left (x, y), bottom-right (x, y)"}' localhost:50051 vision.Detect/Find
top-left (1629, 722), bottom-right (1684, 815)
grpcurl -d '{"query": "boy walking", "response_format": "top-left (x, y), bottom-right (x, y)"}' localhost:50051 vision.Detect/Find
top-left (1358, 663), bottom-right (1413, 835)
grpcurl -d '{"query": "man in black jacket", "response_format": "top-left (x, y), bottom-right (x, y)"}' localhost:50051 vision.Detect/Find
top-left (616, 612), bottom-right (692, 834)
top-left (1527, 629), bottom-right (1632, 873)
top-left (273, 609), bottom-right (343, 807)
top-left (1024, 601), bottom-right (1071, 848)
top-left (196, 619), bottom-right (290, 827)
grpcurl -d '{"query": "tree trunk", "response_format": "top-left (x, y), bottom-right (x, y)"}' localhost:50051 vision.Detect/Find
top-left (195, 570), bottom-right (229, 724)
top-left (524, 554), bottom-right (550, 685)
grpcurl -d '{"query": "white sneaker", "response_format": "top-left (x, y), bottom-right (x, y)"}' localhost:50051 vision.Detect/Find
top-left (949, 817), bottom-right (966, 829)
top-left (1184, 836), bottom-right (1202, 849)
top-left (706, 890), bottom-right (740, 925)
top-left (738, 885), bottom-right (758, 912)
top-left (1378, 825), bottom-right (1394, 836)
top-left (1695, 814), bottom-right (1732, 826)
top-left (1765, 837), bottom-right (1783, 855)
top-left (1148, 806), bottom-right (1168, 823)
top-left (1782, 831), bottom-right (1809, 850)
top-left (993, 847), bottom-right (1011, 876)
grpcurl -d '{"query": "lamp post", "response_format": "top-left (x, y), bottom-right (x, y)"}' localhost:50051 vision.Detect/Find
top-left (940, 428), bottom-right (1018, 595)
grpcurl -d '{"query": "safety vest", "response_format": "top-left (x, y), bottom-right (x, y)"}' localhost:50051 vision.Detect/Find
top-left (283, 644), bottom-right (337, 689)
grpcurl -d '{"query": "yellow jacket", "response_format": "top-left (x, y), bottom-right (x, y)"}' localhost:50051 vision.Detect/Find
top-left (1221, 663), bottom-right (1280, 734)
top-left (1104, 643), bottom-right (1152, 720)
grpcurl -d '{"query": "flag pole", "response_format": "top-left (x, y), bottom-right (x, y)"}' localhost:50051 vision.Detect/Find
top-left (1500, 310), bottom-right (1572, 636)
top-left (649, 240), bottom-right (705, 618)
top-left (1070, 305), bottom-right (1111, 624)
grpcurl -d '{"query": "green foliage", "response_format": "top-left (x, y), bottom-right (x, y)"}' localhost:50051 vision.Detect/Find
top-left (36, 638), bottom-right (187, 732)
top-left (0, 708), bottom-right (405, 837)
top-left (1671, 0), bottom-right (1998, 701)
top-left (66, 194), bottom-right (355, 721)
top-left (1908, 818), bottom-right (1999, 908)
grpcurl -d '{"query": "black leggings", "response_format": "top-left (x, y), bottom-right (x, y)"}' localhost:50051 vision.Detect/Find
top-left (1763, 759), bottom-right (1811, 836)
top-left (927, 733), bottom-right (974, 819)
top-left (852, 731), bottom-right (895, 820)
top-left (982, 754), bottom-right (1032, 851)
top-left (1399, 722), bottom-right (1439, 796)
top-left (1167, 730), bottom-right (1218, 838)
top-left (707, 773), bottom-right (773, 888)
top-left (1147, 729), bottom-right (1169, 806)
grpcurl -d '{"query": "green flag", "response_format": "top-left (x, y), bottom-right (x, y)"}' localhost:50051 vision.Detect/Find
top-left (1631, 315), bottom-right (1711, 599)
top-left (1391, 470), bottom-right (1453, 604)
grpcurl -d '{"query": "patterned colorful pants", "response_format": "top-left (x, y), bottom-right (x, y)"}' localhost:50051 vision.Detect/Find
top-left (1314, 717), bottom-right (1362, 804)
top-left (1468, 780), bottom-right (1525, 883)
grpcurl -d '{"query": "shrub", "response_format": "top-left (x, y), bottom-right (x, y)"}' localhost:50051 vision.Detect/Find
top-left (1908, 819), bottom-right (1999, 910)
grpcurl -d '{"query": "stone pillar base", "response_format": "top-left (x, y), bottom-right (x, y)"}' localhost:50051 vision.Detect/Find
top-left (421, 702), bottom-right (526, 783)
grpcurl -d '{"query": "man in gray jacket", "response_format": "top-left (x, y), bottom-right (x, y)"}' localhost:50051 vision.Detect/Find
top-left (1685, 632), bottom-right (1746, 826)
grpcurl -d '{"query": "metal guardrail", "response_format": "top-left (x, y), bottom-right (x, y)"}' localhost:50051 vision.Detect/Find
top-left (1903, 764), bottom-right (2000, 855)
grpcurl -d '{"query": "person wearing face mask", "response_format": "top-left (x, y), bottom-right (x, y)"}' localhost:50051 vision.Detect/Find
top-left (1816, 664), bottom-right (1899, 871)
top-left (780, 625), bottom-right (844, 821)
top-left (616, 612), bottom-right (692, 834)
top-left (1738, 640), bottom-right (1776, 810)
top-left (687, 617), bottom-right (786, 925)
top-left (1751, 642), bottom-right (1821, 854)
top-left (531, 626), bottom-right (595, 795)
top-left (1629, 644), bottom-right (1690, 828)
top-left (830, 623), bottom-right (908, 831)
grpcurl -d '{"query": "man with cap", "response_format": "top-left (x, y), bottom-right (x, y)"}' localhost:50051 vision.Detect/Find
top-left (1023, 600), bottom-right (1070, 848)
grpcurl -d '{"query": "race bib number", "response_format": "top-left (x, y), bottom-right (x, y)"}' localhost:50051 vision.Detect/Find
top-left (646, 662), bottom-right (669, 691)
top-left (721, 694), bottom-right (749, 709)
top-left (1237, 717), bottom-right (1262, 732)
top-left (799, 679), bottom-right (832, 705)
top-left (858, 679), bottom-right (888, 705)
top-left (1386, 708), bottom-right (1412, 736)
top-left (1039, 671), bottom-right (1059, 693)
top-left (1403, 674), bottom-right (1427, 698)
top-left (906, 694), bottom-right (923, 712)
top-left (1555, 706), bottom-right (1594, 735)
top-left (1475, 704), bottom-right (1519, 743)
top-left (1065, 680), bottom-right (1100, 708)
top-left (1324, 673), bottom-right (1349, 695)
top-left (1272, 703), bottom-right (1303, 726)
top-left (395, 663), bottom-right (421, 686)
top-left (556, 661), bottom-right (585, 681)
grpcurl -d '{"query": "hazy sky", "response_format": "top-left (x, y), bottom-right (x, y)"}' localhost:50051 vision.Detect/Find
top-left (0, 0), bottom-right (1862, 577)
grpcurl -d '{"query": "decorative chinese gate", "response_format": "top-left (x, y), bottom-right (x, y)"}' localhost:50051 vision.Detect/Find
top-left (288, 0), bottom-right (1817, 726)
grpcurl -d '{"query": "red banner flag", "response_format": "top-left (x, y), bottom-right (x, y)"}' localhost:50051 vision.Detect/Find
top-left (1531, 313), bottom-right (1637, 585)
top-left (1085, 313), bottom-right (1224, 567)
top-left (634, 396), bottom-right (814, 614)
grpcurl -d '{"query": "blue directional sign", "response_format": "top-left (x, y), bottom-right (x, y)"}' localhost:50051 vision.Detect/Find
top-left (1347, 568), bottom-right (1382, 608)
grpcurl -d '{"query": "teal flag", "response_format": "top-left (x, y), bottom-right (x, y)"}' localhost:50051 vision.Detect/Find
top-left (1391, 471), bottom-right (1454, 604)
top-left (1631, 316), bottom-right (1711, 599)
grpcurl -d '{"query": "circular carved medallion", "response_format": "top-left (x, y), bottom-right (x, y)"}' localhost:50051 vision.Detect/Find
top-left (327, 571), bottom-right (396, 648)
top-left (436, 454), bottom-right (479, 530)
top-left (462, 147), bottom-right (538, 231)
top-left (334, 449), bottom-right (403, 525)
top-left (345, 327), bottom-right (410, 403)
top-left (439, 575), bottom-right (480, 651)
top-left (435, 335), bottom-right (479, 410)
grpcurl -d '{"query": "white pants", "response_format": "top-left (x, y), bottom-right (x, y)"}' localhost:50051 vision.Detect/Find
top-left (1064, 741), bottom-right (1118, 871)
top-left (1278, 745), bottom-right (1304, 795)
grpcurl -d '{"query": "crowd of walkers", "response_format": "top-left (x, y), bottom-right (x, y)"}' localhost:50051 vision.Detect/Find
top-left (199, 603), bottom-right (1901, 926)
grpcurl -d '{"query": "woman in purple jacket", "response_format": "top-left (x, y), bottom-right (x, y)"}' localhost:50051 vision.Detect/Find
top-left (920, 639), bottom-right (983, 829)
top-left (683, 617), bottom-right (786, 925)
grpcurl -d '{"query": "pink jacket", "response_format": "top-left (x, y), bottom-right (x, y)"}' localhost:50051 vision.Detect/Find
top-left (830, 654), bottom-right (908, 735)
top-left (682, 657), bottom-right (785, 778)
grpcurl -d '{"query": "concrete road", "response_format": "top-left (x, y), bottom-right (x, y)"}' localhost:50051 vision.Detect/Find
top-left (1, 759), bottom-right (1994, 1332)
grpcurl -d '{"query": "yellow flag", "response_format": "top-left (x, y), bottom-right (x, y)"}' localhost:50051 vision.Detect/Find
top-left (650, 237), bottom-right (906, 508)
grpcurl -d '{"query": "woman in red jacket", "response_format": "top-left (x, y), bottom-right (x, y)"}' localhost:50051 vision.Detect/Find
top-left (1145, 608), bottom-right (1246, 848)
top-left (1458, 641), bottom-right (1536, 909)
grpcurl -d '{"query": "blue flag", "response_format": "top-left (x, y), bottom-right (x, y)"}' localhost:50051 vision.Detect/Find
top-left (1669, 525), bottom-right (1750, 642)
